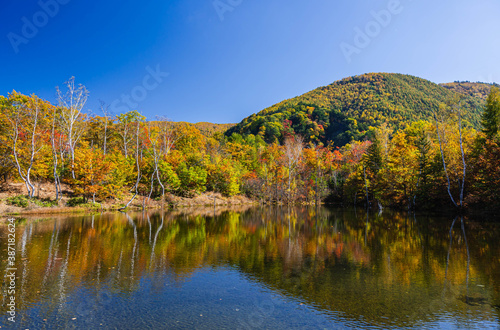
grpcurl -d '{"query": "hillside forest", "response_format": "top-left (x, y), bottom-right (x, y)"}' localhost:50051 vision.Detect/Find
top-left (1, 74), bottom-right (500, 212)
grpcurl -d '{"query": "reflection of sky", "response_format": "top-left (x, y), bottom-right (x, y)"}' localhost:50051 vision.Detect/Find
top-left (0, 209), bottom-right (499, 329)
top-left (7, 267), bottom-right (343, 329)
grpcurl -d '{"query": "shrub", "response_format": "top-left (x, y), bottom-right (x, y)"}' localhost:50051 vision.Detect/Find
top-left (6, 195), bottom-right (58, 208)
top-left (32, 198), bottom-right (58, 208)
top-left (67, 196), bottom-right (101, 209)
top-left (6, 195), bottom-right (29, 208)
top-left (67, 196), bottom-right (86, 207)
top-left (177, 163), bottom-right (207, 196)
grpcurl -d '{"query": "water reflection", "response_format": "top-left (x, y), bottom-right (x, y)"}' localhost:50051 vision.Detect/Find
top-left (1, 207), bottom-right (499, 329)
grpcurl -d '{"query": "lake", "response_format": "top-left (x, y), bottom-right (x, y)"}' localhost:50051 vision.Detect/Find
top-left (1, 206), bottom-right (499, 329)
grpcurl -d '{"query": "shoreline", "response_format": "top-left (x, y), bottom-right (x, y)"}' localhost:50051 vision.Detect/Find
top-left (1, 183), bottom-right (498, 218)
top-left (0, 184), bottom-right (257, 216)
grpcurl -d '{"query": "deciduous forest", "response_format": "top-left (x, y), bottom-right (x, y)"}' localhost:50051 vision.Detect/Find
top-left (1, 74), bottom-right (499, 212)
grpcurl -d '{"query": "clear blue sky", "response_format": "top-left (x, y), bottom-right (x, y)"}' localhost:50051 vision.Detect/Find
top-left (1, 0), bottom-right (499, 123)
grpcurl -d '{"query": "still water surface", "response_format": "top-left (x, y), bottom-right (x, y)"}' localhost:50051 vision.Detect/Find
top-left (1, 206), bottom-right (499, 329)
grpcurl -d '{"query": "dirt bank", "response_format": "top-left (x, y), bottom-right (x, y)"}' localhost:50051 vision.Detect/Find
top-left (0, 181), bottom-right (256, 216)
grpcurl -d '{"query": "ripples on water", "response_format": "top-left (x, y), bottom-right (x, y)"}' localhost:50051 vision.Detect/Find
top-left (1, 206), bottom-right (499, 329)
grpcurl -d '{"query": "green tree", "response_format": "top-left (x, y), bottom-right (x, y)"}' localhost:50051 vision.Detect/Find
top-left (116, 110), bottom-right (145, 157)
top-left (366, 133), bottom-right (383, 174)
top-left (481, 87), bottom-right (500, 139)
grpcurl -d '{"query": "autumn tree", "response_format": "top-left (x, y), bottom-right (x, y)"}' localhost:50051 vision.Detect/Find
top-left (467, 138), bottom-right (500, 206)
top-left (50, 105), bottom-right (63, 200)
top-left (72, 144), bottom-right (116, 203)
top-left (121, 118), bottom-right (145, 210)
top-left (257, 142), bottom-right (284, 202)
top-left (405, 121), bottom-right (433, 207)
top-left (3, 92), bottom-right (52, 197)
top-left (378, 131), bottom-right (419, 207)
top-left (366, 132), bottom-right (383, 175)
top-left (302, 145), bottom-right (333, 204)
top-left (466, 87), bottom-right (500, 207)
top-left (284, 135), bottom-right (304, 202)
top-left (56, 77), bottom-right (89, 179)
top-left (433, 99), bottom-right (468, 208)
top-left (100, 101), bottom-right (112, 156)
top-left (116, 110), bottom-right (145, 158)
top-left (144, 117), bottom-right (180, 201)
top-left (0, 96), bottom-right (15, 183)
top-left (83, 101), bottom-right (114, 156)
top-left (145, 118), bottom-right (179, 202)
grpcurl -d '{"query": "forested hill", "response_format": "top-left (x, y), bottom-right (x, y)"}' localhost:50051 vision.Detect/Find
top-left (439, 81), bottom-right (499, 102)
top-left (226, 73), bottom-right (487, 146)
top-left (189, 122), bottom-right (235, 137)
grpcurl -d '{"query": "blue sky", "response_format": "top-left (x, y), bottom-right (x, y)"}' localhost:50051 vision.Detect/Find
top-left (1, 0), bottom-right (499, 123)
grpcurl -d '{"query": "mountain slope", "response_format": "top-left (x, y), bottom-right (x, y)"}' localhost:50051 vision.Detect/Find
top-left (170, 122), bottom-right (235, 138)
top-left (440, 81), bottom-right (499, 102)
top-left (227, 73), bottom-right (486, 146)
top-left (193, 122), bottom-right (235, 137)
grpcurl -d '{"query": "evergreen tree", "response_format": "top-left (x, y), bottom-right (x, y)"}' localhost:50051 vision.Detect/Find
top-left (481, 87), bottom-right (500, 139)
top-left (366, 134), bottom-right (383, 174)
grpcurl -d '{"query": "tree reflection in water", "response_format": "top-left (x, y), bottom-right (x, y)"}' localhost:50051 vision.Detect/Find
top-left (1, 206), bottom-right (499, 329)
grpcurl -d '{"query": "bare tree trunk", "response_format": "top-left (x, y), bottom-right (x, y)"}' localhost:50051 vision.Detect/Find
top-left (69, 129), bottom-right (75, 179)
top-left (149, 213), bottom-right (164, 268)
top-left (25, 102), bottom-right (41, 198)
top-left (122, 130), bottom-right (128, 158)
top-left (56, 77), bottom-right (89, 180)
top-left (147, 169), bottom-right (156, 207)
top-left (445, 217), bottom-right (457, 280)
top-left (8, 99), bottom-right (42, 198)
top-left (156, 169), bottom-right (165, 201)
top-left (51, 107), bottom-right (62, 201)
top-left (157, 116), bottom-right (177, 156)
top-left (148, 121), bottom-right (165, 202)
top-left (120, 121), bottom-right (143, 211)
top-left (434, 100), bottom-right (467, 209)
top-left (456, 104), bottom-right (466, 207)
top-left (461, 217), bottom-right (470, 302)
top-left (433, 113), bottom-right (458, 207)
top-left (88, 143), bottom-right (94, 204)
top-left (125, 213), bottom-right (138, 284)
top-left (100, 101), bottom-right (110, 156)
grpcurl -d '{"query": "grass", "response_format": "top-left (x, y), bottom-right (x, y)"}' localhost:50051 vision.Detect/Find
top-left (32, 198), bottom-right (59, 208)
top-left (6, 195), bottom-right (29, 207)
top-left (6, 195), bottom-right (58, 208)
top-left (66, 196), bottom-right (102, 209)
top-left (66, 196), bottom-right (87, 207)
top-left (18, 207), bottom-right (100, 215)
